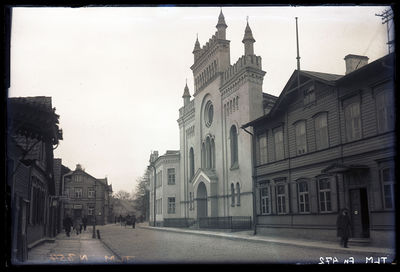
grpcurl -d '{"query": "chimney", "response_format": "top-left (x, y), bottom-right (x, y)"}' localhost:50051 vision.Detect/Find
top-left (76, 164), bottom-right (82, 170)
top-left (344, 54), bottom-right (369, 75)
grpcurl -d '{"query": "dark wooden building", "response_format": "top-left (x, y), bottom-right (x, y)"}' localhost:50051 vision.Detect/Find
top-left (6, 96), bottom-right (62, 262)
top-left (243, 53), bottom-right (395, 247)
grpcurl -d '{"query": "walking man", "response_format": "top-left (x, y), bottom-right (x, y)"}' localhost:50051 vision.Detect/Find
top-left (63, 214), bottom-right (73, 237)
top-left (132, 214), bottom-right (136, 229)
top-left (336, 208), bottom-right (352, 248)
top-left (82, 216), bottom-right (87, 231)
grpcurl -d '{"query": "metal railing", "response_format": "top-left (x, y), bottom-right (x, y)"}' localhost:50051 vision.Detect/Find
top-left (198, 216), bottom-right (252, 230)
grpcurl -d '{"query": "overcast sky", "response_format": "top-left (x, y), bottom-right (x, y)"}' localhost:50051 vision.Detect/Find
top-left (9, 5), bottom-right (391, 195)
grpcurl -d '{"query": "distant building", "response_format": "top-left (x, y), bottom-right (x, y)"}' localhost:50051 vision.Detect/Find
top-left (53, 158), bottom-right (71, 235)
top-left (148, 150), bottom-right (180, 226)
top-left (62, 164), bottom-right (113, 225)
top-left (243, 53), bottom-right (395, 247)
top-left (6, 96), bottom-right (62, 262)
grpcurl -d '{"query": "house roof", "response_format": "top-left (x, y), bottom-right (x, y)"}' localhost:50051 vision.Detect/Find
top-left (242, 53), bottom-right (393, 129)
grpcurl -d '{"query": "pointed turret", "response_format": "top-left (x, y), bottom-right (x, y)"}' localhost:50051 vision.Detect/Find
top-left (182, 80), bottom-right (191, 106)
top-left (216, 9), bottom-right (227, 40)
top-left (192, 35), bottom-right (202, 62)
top-left (242, 19), bottom-right (256, 56)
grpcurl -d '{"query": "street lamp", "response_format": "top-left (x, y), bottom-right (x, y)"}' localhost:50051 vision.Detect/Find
top-left (92, 179), bottom-right (97, 239)
top-left (148, 163), bottom-right (156, 227)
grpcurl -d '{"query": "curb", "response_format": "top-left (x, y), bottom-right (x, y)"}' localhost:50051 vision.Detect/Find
top-left (138, 225), bottom-right (394, 256)
top-left (99, 237), bottom-right (123, 262)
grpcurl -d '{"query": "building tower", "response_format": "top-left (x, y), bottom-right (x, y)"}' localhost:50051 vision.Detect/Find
top-left (216, 9), bottom-right (228, 40)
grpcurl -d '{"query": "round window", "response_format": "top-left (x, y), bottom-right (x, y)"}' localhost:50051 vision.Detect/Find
top-left (205, 101), bottom-right (214, 127)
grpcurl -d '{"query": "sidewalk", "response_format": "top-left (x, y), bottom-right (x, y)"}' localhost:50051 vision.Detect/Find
top-left (138, 224), bottom-right (395, 256)
top-left (23, 228), bottom-right (118, 265)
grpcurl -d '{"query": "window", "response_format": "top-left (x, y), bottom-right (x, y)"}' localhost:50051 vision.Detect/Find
top-left (381, 167), bottom-right (395, 209)
top-left (88, 206), bottom-right (94, 215)
top-left (88, 188), bottom-right (95, 198)
top-left (205, 101), bottom-right (214, 127)
top-left (318, 178), bottom-right (332, 212)
top-left (230, 126), bottom-right (238, 167)
top-left (376, 91), bottom-right (394, 133)
top-left (304, 85), bottom-right (316, 105)
top-left (315, 113), bottom-right (329, 150)
top-left (260, 185), bottom-right (271, 215)
top-left (168, 197), bottom-right (176, 214)
top-left (274, 127), bottom-right (284, 161)
top-left (156, 171), bottom-right (162, 187)
top-left (168, 168), bottom-right (176, 185)
top-left (74, 188), bottom-right (83, 198)
top-left (189, 148), bottom-right (195, 180)
top-left (345, 102), bottom-right (361, 141)
top-left (257, 133), bottom-right (268, 165)
top-left (231, 183), bottom-right (235, 206)
top-left (206, 137), bottom-right (211, 169)
top-left (211, 139), bottom-right (215, 169)
top-left (295, 121), bottom-right (307, 155)
top-left (202, 143), bottom-right (206, 168)
top-left (276, 184), bottom-right (286, 214)
top-left (298, 181), bottom-right (310, 213)
top-left (236, 183), bottom-right (241, 206)
top-left (189, 192), bottom-right (193, 210)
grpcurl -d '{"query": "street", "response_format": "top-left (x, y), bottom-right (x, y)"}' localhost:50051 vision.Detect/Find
top-left (97, 224), bottom-right (394, 264)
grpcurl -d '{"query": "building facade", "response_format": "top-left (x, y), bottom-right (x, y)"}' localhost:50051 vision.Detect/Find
top-left (148, 151), bottom-right (180, 226)
top-left (62, 164), bottom-right (113, 225)
top-left (6, 96), bottom-right (62, 262)
top-left (176, 11), bottom-right (276, 223)
top-left (243, 53), bottom-right (395, 247)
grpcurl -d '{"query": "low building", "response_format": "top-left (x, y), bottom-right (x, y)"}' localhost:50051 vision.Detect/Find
top-left (61, 164), bottom-right (113, 225)
top-left (6, 96), bottom-right (62, 262)
top-left (243, 53), bottom-right (395, 247)
top-left (53, 158), bottom-right (71, 235)
top-left (148, 150), bottom-right (180, 226)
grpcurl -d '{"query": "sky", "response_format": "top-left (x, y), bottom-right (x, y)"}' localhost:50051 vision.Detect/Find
top-left (8, 5), bottom-right (391, 195)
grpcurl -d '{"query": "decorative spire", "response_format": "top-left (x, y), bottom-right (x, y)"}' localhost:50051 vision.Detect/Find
top-left (182, 80), bottom-right (191, 98)
top-left (216, 8), bottom-right (227, 28)
top-left (242, 20), bottom-right (255, 43)
top-left (193, 34), bottom-right (201, 53)
top-left (242, 18), bottom-right (256, 55)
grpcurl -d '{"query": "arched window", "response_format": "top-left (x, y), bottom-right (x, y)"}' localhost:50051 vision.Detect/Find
top-left (206, 137), bottom-right (211, 169)
top-left (202, 143), bottom-right (206, 168)
top-left (236, 182), bottom-right (241, 206)
top-left (231, 183), bottom-right (235, 206)
top-left (230, 125), bottom-right (238, 167)
top-left (211, 138), bottom-right (215, 169)
top-left (189, 147), bottom-right (194, 180)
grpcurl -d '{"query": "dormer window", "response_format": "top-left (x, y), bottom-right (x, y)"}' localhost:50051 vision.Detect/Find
top-left (304, 84), bottom-right (315, 105)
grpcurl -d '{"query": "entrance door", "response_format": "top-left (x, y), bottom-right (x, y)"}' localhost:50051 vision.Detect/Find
top-left (349, 188), bottom-right (370, 238)
top-left (197, 182), bottom-right (208, 218)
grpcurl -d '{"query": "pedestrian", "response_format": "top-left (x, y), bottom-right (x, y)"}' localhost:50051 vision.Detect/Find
top-left (125, 215), bottom-right (131, 228)
top-left (132, 214), bottom-right (136, 229)
top-left (82, 216), bottom-right (87, 231)
top-left (63, 214), bottom-right (73, 237)
top-left (119, 215), bottom-right (123, 227)
top-left (74, 217), bottom-right (82, 235)
top-left (115, 216), bottom-right (117, 224)
top-left (336, 208), bottom-right (352, 248)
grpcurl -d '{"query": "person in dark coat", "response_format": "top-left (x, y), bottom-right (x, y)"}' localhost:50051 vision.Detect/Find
top-left (63, 215), bottom-right (73, 237)
top-left (336, 208), bottom-right (352, 248)
top-left (132, 214), bottom-right (136, 229)
top-left (82, 216), bottom-right (87, 231)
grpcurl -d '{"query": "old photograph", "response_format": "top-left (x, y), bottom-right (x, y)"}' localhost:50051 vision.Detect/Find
top-left (5, 4), bottom-right (396, 266)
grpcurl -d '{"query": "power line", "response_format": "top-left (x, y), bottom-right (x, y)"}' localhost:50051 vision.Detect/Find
top-left (375, 8), bottom-right (394, 54)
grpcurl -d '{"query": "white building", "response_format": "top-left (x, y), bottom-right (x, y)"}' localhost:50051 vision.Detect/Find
top-left (148, 151), bottom-right (180, 226)
top-left (149, 10), bottom-right (276, 227)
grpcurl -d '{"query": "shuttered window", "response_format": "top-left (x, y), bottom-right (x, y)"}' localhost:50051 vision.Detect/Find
top-left (315, 113), bottom-right (329, 150)
top-left (345, 102), bottom-right (361, 141)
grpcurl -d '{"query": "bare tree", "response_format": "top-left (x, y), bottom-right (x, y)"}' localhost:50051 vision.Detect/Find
top-left (114, 190), bottom-right (131, 200)
top-left (132, 170), bottom-right (150, 221)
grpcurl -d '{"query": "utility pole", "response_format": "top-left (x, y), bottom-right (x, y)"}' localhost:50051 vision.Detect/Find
top-left (92, 179), bottom-right (97, 239)
top-left (375, 8), bottom-right (394, 54)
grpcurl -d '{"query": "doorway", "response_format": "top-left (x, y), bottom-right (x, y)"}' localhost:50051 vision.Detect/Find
top-left (196, 182), bottom-right (208, 218)
top-left (349, 188), bottom-right (370, 238)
